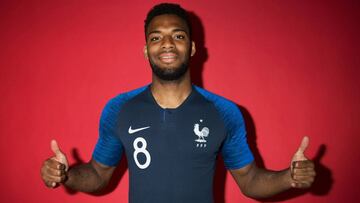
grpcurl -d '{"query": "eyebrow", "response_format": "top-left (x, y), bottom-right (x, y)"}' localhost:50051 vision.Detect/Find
top-left (147, 28), bottom-right (188, 36)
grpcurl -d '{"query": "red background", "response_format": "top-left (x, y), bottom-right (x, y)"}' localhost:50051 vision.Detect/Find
top-left (0, 0), bottom-right (359, 202)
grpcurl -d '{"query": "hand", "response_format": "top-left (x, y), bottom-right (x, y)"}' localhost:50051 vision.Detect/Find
top-left (290, 136), bottom-right (316, 188)
top-left (40, 140), bottom-right (69, 188)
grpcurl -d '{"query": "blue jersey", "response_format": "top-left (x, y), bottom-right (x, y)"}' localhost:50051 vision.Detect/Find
top-left (93, 85), bottom-right (254, 203)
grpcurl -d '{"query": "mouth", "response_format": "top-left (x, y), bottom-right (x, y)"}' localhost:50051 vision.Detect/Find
top-left (158, 52), bottom-right (178, 63)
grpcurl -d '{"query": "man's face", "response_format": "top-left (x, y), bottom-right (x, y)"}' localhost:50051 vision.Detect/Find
top-left (145, 14), bottom-right (195, 81)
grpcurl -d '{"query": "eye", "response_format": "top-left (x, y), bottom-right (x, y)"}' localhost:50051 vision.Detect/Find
top-left (150, 36), bottom-right (160, 42)
top-left (174, 34), bottom-right (185, 40)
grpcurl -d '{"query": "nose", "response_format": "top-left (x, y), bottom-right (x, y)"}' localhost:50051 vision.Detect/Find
top-left (161, 36), bottom-right (175, 50)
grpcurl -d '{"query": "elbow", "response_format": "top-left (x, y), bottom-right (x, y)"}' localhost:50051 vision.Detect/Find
top-left (240, 185), bottom-right (262, 199)
top-left (81, 179), bottom-right (109, 194)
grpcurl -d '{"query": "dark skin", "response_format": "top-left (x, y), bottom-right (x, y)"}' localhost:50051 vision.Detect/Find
top-left (230, 136), bottom-right (315, 198)
top-left (41, 14), bottom-right (315, 197)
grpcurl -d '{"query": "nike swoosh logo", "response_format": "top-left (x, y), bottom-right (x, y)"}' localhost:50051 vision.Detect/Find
top-left (128, 126), bottom-right (150, 134)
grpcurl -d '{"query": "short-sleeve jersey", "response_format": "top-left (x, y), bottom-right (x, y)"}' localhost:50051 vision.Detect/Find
top-left (93, 85), bottom-right (254, 203)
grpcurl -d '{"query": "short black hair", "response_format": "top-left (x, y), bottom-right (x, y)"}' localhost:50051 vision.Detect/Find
top-left (144, 3), bottom-right (192, 41)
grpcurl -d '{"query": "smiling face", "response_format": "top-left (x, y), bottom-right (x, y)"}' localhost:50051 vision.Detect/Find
top-left (145, 14), bottom-right (195, 81)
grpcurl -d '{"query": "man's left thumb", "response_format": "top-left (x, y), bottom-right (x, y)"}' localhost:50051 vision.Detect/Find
top-left (293, 136), bottom-right (309, 161)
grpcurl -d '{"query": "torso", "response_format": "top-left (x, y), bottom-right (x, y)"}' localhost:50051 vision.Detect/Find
top-left (118, 86), bottom-right (226, 203)
top-left (92, 85), bottom-right (254, 203)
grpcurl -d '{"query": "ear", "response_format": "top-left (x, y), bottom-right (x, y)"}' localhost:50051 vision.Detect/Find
top-left (191, 41), bottom-right (196, 57)
top-left (143, 45), bottom-right (148, 59)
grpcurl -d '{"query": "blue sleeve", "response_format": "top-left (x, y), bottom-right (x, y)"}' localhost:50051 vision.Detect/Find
top-left (92, 97), bottom-right (124, 166)
top-left (220, 103), bottom-right (254, 170)
top-left (92, 86), bottom-right (148, 166)
top-left (194, 86), bottom-right (254, 170)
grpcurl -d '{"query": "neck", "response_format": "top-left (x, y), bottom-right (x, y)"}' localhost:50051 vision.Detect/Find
top-left (151, 71), bottom-right (192, 109)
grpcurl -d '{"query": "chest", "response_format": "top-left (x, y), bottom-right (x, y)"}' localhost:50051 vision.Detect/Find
top-left (116, 103), bottom-right (226, 171)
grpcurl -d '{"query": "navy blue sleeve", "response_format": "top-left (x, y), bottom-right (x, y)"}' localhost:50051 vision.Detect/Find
top-left (92, 86), bottom-right (147, 166)
top-left (92, 97), bottom-right (124, 166)
top-left (195, 86), bottom-right (254, 170)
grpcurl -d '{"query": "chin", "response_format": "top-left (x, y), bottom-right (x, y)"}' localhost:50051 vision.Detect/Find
top-left (149, 58), bottom-right (189, 80)
top-left (151, 65), bottom-right (188, 81)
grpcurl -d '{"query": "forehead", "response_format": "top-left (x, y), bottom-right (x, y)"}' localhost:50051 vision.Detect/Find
top-left (147, 14), bottom-right (189, 34)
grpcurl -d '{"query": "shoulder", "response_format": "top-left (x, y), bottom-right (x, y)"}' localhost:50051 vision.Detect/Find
top-left (100, 85), bottom-right (148, 121)
top-left (104, 85), bottom-right (148, 111)
top-left (107, 85), bottom-right (148, 107)
top-left (194, 85), bottom-right (240, 113)
top-left (194, 85), bottom-right (245, 134)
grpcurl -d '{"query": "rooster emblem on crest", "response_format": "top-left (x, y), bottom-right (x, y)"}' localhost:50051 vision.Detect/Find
top-left (194, 119), bottom-right (209, 147)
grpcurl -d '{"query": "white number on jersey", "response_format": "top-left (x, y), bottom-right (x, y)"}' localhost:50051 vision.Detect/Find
top-left (133, 137), bottom-right (151, 169)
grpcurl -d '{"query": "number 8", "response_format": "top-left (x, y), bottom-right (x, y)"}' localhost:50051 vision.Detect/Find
top-left (133, 137), bottom-right (151, 169)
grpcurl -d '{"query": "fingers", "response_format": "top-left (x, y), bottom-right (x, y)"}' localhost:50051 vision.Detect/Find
top-left (292, 169), bottom-right (316, 177)
top-left (292, 160), bottom-right (314, 169)
top-left (41, 157), bottom-right (67, 188)
top-left (44, 180), bottom-right (57, 188)
top-left (291, 181), bottom-right (312, 188)
top-left (46, 157), bottom-right (66, 170)
top-left (41, 140), bottom-right (69, 188)
top-left (291, 160), bottom-right (316, 189)
top-left (46, 159), bottom-right (66, 175)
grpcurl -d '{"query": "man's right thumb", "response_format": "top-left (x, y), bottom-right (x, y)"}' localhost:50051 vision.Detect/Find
top-left (51, 140), bottom-right (63, 159)
top-left (50, 140), bottom-right (68, 171)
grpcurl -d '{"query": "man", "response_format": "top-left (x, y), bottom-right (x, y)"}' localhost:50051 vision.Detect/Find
top-left (41, 3), bottom-right (315, 203)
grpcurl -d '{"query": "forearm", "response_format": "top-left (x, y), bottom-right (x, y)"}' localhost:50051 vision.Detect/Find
top-left (64, 163), bottom-right (107, 193)
top-left (231, 164), bottom-right (292, 199)
top-left (243, 167), bottom-right (292, 198)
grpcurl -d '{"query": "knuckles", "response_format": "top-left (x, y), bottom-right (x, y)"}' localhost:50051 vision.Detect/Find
top-left (293, 160), bottom-right (314, 168)
top-left (41, 157), bottom-right (67, 187)
top-left (290, 160), bottom-right (316, 189)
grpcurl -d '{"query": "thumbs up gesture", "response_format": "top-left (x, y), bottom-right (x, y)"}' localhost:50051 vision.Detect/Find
top-left (41, 140), bottom-right (69, 188)
top-left (290, 136), bottom-right (316, 188)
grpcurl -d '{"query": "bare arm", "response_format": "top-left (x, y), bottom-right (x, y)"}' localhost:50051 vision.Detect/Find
top-left (230, 163), bottom-right (291, 198)
top-left (41, 140), bottom-right (116, 193)
top-left (230, 137), bottom-right (316, 199)
top-left (64, 159), bottom-right (116, 193)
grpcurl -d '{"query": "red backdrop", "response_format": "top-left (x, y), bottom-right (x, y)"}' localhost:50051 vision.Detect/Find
top-left (0, 0), bottom-right (359, 202)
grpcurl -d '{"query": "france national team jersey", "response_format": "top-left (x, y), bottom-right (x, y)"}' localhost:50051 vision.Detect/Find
top-left (92, 85), bottom-right (254, 203)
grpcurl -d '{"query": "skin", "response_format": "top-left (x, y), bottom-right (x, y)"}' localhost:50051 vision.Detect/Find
top-left (145, 14), bottom-right (195, 108)
top-left (230, 136), bottom-right (315, 198)
top-left (41, 14), bottom-right (315, 197)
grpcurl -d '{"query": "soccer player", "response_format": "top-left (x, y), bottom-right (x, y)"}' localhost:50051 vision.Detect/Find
top-left (41, 3), bottom-right (315, 203)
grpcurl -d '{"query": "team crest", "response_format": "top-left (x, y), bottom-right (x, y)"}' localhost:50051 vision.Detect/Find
top-left (194, 119), bottom-right (209, 148)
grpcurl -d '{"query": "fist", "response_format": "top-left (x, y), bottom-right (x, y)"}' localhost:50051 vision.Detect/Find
top-left (40, 140), bottom-right (69, 188)
top-left (291, 160), bottom-right (316, 188)
top-left (290, 136), bottom-right (316, 188)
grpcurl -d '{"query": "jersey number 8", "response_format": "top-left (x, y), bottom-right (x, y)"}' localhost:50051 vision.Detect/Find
top-left (133, 137), bottom-right (151, 169)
